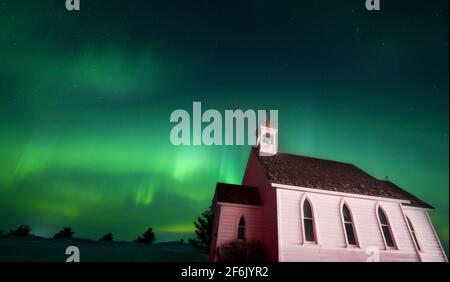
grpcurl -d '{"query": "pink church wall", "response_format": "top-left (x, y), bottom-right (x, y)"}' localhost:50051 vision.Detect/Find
top-left (275, 187), bottom-right (439, 262)
top-left (241, 149), bottom-right (279, 261)
top-left (403, 207), bottom-right (448, 262)
top-left (214, 204), bottom-right (264, 246)
top-left (209, 203), bottom-right (264, 261)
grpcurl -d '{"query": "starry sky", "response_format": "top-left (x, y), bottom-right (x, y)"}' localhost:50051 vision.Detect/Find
top-left (0, 0), bottom-right (448, 252)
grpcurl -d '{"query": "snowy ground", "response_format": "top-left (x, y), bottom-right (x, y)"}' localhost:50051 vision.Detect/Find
top-left (0, 235), bottom-right (207, 262)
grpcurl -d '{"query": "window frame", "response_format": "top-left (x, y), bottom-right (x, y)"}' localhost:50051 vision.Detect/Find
top-left (340, 201), bottom-right (359, 248)
top-left (376, 204), bottom-right (397, 250)
top-left (406, 216), bottom-right (421, 252)
top-left (300, 195), bottom-right (318, 245)
top-left (236, 215), bottom-right (246, 241)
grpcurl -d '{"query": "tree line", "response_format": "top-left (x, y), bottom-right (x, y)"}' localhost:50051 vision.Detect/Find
top-left (0, 206), bottom-right (214, 250)
top-left (0, 225), bottom-right (155, 244)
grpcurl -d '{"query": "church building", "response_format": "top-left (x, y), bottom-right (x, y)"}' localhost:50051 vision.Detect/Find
top-left (209, 123), bottom-right (447, 262)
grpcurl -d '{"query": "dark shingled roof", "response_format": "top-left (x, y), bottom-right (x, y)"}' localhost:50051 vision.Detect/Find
top-left (215, 183), bottom-right (263, 206)
top-left (254, 149), bottom-right (433, 209)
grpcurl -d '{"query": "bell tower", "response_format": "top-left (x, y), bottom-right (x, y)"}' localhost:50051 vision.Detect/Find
top-left (257, 120), bottom-right (278, 156)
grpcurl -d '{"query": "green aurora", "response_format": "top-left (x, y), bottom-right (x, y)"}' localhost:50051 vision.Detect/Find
top-left (0, 0), bottom-right (448, 253)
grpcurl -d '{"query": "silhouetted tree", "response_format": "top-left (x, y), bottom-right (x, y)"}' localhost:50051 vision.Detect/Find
top-left (8, 225), bottom-right (31, 236)
top-left (134, 228), bottom-right (155, 244)
top-left (0, 230), bottom-right (3, 236)
top-left (189, 206), bottom-right (213, 254)
top-left (100, 232), bottom-right (113, 242)
top-left (54, 227), bottom-right (74, 239)
top-left (180, 239), bottom-right (184, 244)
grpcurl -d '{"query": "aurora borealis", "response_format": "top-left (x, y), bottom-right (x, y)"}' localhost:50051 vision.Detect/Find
top-left (0, 0), bottom-right (448, 253)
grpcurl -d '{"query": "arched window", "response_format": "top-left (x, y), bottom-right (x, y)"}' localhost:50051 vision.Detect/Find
top-left (377, 207), bottom-right (396, 248)
top-left (406, 217), bottom-right (421, 251)
top-left (237, 216), bottom-right (246, 240)
top-left (302, 199), bottom-right (316, 243)
top-left (342, 203), bottom-right (357, 246)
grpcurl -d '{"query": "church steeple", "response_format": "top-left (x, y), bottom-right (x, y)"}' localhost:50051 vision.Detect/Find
top-left (257, 120), bottom-right (278, 156)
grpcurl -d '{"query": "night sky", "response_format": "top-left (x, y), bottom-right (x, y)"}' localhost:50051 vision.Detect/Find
top-left (0, 0), bottom-right (448, 252)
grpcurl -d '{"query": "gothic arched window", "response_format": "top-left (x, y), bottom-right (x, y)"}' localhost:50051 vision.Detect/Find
top-left (302, 199), bottom-right (316, 243)
top-left (342, 203), bottom-right (357, 246)
top-left (237, 216), bottom-right (246, 240)
top-left (377, 207), bottom-right (396, 248)
top-left (406, 216), bottom-right (421, 251)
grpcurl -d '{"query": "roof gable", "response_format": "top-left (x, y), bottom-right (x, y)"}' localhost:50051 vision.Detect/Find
top-left (215, 183), bottom-right (263, 206)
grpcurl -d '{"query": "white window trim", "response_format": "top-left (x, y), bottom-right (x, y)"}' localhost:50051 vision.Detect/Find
top-left (375, 203), bottom-right (398, 250)
top-left (405, 216), bottom-right (422, 252)
top-left (300, 194), bottom-right (319, 246)
top-left (236, 215), bottom-right (246, 241)
top-left (339, 199), bottom-right (360, 248)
